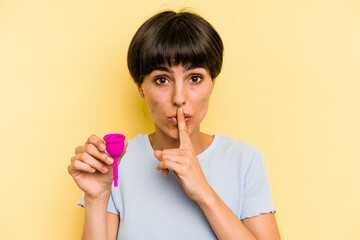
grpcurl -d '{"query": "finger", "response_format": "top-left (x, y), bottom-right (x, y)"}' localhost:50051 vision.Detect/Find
top-left (177, 107), bottom-right (193, 149)
top-left (156, 159), bottom-right (182, 175)
top-left (160, 149), bottom-right (192, 164)
top-left (85, 134), bottom-right (106, 152)
top-left (154, 149), bottom-right (162, 160)
top-left (161, 148), bottom-right (193, 158)
top-left (77, 152), bottom-right (109, 173)
top-left (154, 150), bottom-right (169, 176)
top-left (162, 169), bottom-right (170, 176)
top-left (68, 160), bottom-right (96, 175)
top-left (155, 150), bottom-right (189, 174)
top-left (75, 143), bottom-right (113, 165)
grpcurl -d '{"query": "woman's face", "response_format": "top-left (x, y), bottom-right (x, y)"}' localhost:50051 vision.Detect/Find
top-left (137, 64), bottom-right (215, 140)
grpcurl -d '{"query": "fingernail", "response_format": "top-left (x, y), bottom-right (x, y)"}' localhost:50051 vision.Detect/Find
top-left (101, 144), bottom-right (106, 150)
top-left (102, 166), bottom-right (108, 173)
top-left (107, 157), bottom-right (113, 164)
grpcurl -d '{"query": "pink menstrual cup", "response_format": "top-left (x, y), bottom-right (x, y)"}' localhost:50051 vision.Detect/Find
top-left (103, 133), bottom-right (126, 187)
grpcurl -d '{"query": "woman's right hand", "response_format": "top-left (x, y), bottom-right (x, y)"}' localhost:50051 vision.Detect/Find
top-left (67, 134), bottom-right (127, 199)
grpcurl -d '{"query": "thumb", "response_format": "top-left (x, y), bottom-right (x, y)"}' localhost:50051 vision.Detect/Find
top-left (154, 150), bottom-right (162, 160)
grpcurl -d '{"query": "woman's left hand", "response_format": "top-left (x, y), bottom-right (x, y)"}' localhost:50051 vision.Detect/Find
top-left (154, 108), bottom-right (212, 203)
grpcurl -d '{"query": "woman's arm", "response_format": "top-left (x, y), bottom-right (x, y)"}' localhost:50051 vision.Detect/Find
top-left (82, 192), bottom-right (110, 240)
top-left (107, 212), bottom-right (120, 240)
top-left (242, 213), bottom-right (280, 240)
top-left (155, 108), bottom-right (280, 239)
top-left (197, 187), bottom-right (280, 240)
top-left (68, 134), bottom-right (126, 240)
top-left (82, 193), bottom-right (120, 240)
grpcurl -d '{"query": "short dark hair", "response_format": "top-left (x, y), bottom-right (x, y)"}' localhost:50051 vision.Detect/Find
top-left (127, 10), bottom-right (224, 85)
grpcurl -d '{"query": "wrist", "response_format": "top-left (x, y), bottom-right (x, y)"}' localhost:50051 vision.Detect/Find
top-left (84, 190), bottom-right (111, 205)
top-left (194, 185), bottom-right (218, 208)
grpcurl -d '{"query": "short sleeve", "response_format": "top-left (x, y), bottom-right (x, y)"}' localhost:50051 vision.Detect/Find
top-left (107, 190), bottom-right (119, 215)
top-left (77, 192), bottom-right (85, 207)
top-left (76, 191), bottom-right (119, 215)
top-left (240, 149), bottom-right (276, 220)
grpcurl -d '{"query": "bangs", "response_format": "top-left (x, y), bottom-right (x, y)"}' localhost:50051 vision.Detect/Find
top-left (128, 11), bottom-right (223, 84)
top-left (142, 18), bottom-right (208, 75)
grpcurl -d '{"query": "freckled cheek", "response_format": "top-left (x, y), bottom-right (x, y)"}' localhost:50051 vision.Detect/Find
top-left (194, 95), bottom-right (211, 121)
top-left (147, 100), bottom-right (157, 116)
top-left (146, 99), bottom-right (165, 121)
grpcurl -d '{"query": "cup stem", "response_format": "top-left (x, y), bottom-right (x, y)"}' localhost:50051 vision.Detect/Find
top-left (113, 156), bottom-right (118, 187)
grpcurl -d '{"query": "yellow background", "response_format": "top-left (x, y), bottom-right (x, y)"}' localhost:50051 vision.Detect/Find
top-left (1, 0), bottom-right (359, 239)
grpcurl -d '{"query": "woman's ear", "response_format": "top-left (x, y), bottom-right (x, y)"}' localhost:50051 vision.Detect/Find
top-left (137, 84), bottom-right (145, 98)
top-left (210, 78), bottom-right (216, 93)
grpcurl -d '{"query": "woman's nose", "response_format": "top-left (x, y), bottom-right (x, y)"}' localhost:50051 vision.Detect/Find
top-left (171, 82), bottom-right (187, 107)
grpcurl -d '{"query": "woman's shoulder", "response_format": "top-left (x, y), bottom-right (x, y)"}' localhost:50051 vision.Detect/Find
top-left (213, 135), bottom-right (266, 174)
top-left (125, 133), bottom-right (149, 145)
top-left (124, 133), bottom-right (154, 154)
top-left (213, 134), bottom-right (262, 157)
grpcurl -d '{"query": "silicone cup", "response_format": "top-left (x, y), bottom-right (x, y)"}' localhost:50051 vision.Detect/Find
top-left (103, 133), bottom-right (126, 187)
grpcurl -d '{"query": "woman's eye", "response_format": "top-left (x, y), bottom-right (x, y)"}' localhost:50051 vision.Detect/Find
top-left (154, 77), bottom-right (169, 85)
top-left (189, 75), bottom-right (202, 83)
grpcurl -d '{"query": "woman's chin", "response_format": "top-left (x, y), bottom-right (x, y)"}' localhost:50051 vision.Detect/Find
top-left (157, 126), bottom-right (180, 141)
top-left (165, 129), bottom-right (180, 141)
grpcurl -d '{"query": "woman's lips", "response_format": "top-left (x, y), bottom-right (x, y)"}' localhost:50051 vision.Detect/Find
top-left (168, 117), bottom-right (191, 124)
top-left (168, 113), bottom-right (192, 124)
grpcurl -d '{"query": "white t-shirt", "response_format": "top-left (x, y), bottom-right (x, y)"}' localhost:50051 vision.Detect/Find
top-left (78, 134), bottom-right (276, 239)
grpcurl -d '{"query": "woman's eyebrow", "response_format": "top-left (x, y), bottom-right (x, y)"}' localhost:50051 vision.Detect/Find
top-left (153, 66), bottom-right (172, 73)
top-left (185, 65), bottom-right (204, 72)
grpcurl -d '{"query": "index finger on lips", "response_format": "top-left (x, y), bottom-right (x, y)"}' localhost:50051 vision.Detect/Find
top-left (85, 134), bottom-right (106, 152)
top-left (177, 107), bottom-right (193, 149)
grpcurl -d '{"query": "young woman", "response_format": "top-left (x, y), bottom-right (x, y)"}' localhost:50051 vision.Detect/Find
top-left (68, 10), bottom-right (280, 240)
